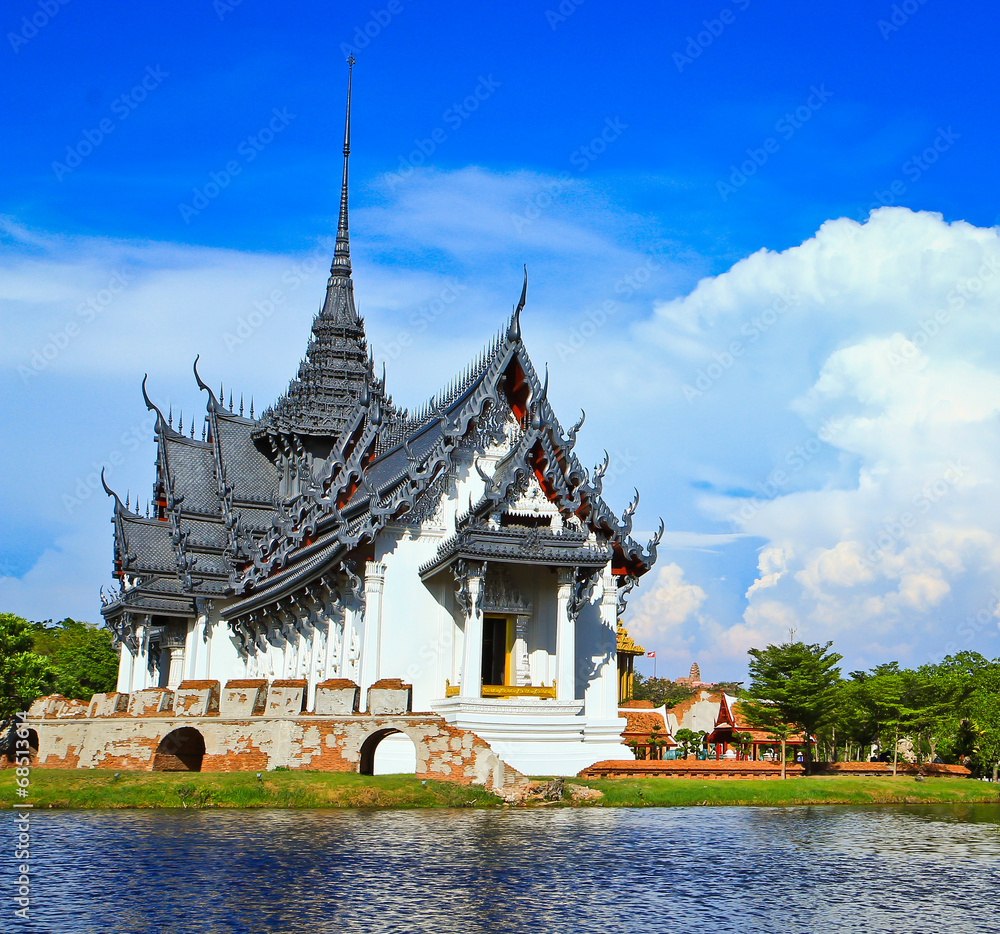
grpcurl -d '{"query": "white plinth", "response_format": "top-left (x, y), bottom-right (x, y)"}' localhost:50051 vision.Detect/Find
top-left (430, 696), bottom-right (632, 776)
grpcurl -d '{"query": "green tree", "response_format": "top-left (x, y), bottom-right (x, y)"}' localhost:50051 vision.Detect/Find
top-left (0, 613), bottom-right (56, 718)
top-left (674, 728), bottom-right (705, 759)
top-left (904, 663), bottom-right (969, 765)
top-left (30, 618), bottom-right (119, 701)
top-left (631, 673), bottom-right (696, 709)
top-left (962, 657), bottom-right (1000, 780)
top-left (741, 640), bottom-right (843, 770)
top-left (855, 663), bottom-right (907, 774)
top-left (761, 722), bottom-right (795, 779)
top-left (732, 730), bottom-right (753, 760)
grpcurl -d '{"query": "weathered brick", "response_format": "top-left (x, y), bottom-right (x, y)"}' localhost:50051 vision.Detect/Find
top-left (219, 680), bottom-right (268, 717)
top-left (174, 681), bottom-right (221, 716)
top-left (314, 679), bottom-right (359, 715)
top-left (368, 679), bottom-right (412, 715)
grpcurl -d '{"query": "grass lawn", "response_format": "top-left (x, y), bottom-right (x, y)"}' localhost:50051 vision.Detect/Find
top-left (572, 774), bottom-right (1000, 808)
top-left (2, 770), bottom-right (997, 809)
top-left (0, 769), bottom-right (501, 809)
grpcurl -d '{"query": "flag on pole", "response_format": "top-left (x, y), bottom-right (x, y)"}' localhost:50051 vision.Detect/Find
top-left (646, 652), bottom-right (656, 658)
top-left (646, 651), bottom-right (656, 677)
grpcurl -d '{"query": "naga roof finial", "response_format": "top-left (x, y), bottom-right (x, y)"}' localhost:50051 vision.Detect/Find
top-left (141, 374), bottom-right (180, 438)
top-left (330, 54), bottom-right (355, 281)
top-left (507, 264), bottom-right (527, 343)
top-left (100, 468), bottom-right (128, 514)
top-left (531, 364), bottom-right (548, 431)
top-left (193, 356), bottom-right (225, 413)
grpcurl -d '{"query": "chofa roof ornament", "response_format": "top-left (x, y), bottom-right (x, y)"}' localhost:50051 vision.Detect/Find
top-left (507, 264), bottom-right (527, 343)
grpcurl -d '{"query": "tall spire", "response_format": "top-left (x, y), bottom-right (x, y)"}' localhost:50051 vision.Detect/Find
top-left (255, 53), bottom-right (374, 446)
top-left (318, 55), bottom-right (360, 326)
top-left (331, 54), bottom-right (354, 280)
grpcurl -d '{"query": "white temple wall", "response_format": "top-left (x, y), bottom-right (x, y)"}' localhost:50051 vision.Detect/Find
top-left (578, 594), bottom-right (616, 720)
top-left (207, 608), bottom-right (244, 683)
top-left (373, 524), bottom-right (454, 711)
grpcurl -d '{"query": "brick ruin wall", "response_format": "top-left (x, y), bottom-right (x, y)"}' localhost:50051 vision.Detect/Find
top-left (17, 678), bottom-right (519, 790)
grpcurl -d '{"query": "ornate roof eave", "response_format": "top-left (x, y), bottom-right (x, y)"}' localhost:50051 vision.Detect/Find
top-left (224, 540), bottom-right (349, 620)
top-left (418, 527), bottom-right (613, 580)
top-left (99, 578), bottom-right (198, 620)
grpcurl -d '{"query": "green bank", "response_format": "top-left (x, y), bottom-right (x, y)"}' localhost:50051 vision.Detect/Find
top-left (4, 770), bottom-right (999, 809)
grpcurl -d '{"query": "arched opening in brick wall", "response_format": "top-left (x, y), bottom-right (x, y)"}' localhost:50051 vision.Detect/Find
top-left (3, 728), bottom-right (37, 767)
top-left (358, 728), bottom-right (417, 776)
top-left (153, 727), bottom-right (206, 772)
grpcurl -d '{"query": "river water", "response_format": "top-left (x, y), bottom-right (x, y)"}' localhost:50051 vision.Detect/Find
top-left (5, 804), bottom-right (1000, 934)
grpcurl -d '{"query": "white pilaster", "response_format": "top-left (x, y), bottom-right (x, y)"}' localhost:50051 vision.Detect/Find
top-left (323, 608), bottom-right (341, 679)
top-left (132, 618), bottom-right (150, 690)
top-left (460, 564), bottom-right (485, 697)
top-left (116, 643), bottom-right (134, 693)
top-left (514, 614), bottom-right (531, 686)
top-left (586, 564), bottom-right (620, 719)
top-left (342, 606), bottom-right (360, 682)
top-left (556, 568), bottom-right (576, 702)
top-left (185, 615), bottom-right (201, 680)
top-left (307, 618), bottom-right (321, 710)
top-left (359, 561), bottom-right (387, 709)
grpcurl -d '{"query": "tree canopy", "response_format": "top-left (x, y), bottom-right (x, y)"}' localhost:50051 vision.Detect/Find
top-left (742, 639), bottom-right (1000, 778)
top-left (0, 613), bottom-right (56, 719)
top-left (30, 618), bottom-right (119, 701)
top-left (741, 640), bottom-right (843, 767)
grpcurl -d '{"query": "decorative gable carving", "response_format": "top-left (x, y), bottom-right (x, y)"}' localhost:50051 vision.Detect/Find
top-left (482, 564), bottom-right (532, 615)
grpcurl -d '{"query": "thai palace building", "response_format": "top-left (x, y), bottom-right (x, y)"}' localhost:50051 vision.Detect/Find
top-left (92, 61), bottom-right (662, 777)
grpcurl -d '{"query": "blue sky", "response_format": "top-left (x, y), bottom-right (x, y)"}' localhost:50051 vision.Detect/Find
top-left (3, 0), bottom-right (1000, 681)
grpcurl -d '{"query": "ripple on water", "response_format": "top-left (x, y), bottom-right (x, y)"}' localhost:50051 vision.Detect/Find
top-left (3, 804), bottom-right (999, 934)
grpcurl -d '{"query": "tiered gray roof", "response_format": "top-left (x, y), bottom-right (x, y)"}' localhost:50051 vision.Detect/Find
top-left (101, 59), bottom-right (660, 645)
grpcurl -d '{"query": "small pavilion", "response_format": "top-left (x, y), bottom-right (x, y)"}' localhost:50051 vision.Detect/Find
top-left (705, 694), bottom-right (812, 761)
top-left (616, 622), bottom-right (644, 704)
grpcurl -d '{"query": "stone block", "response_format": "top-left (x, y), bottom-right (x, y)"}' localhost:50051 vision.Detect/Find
top-left (314, 679), bottom-right (359, 715)
top-left (87, 692), bottom-right (127, 718)
top-left (267, 679), bottom-right (307, 717)
top-left (27, 696), bottom-right (53, 720)
top-left (54, 698), bottom-right (89, 719)
top-left (174, 680), bottom-right (221, 716)
top-left (127, 688), bottom-right (174, 716)
top-left (30, 695), bottom-right (66, 719)
top-left (367, 679), bottom-right (412, 715)
top-left (220, 679), bottom-right (268, 717)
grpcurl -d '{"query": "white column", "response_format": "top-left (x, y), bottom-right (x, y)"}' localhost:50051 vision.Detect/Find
top-left (460, 565), bottom-right (485, 697)
top-left (190, 606), bottom-right (212, 679)
top-left (359, 561), bottom-right (386, 710)
top-left (323, 608), bottom-right (341, 679)
top-left (555, 568), bottom-right (576, 702)
top-left (132, 618), bottom-right (149, 690)
top-left (116, 643), bottom-right (134, 693)
top-left (342, 606), bottom-right (360, 682)
top-left (167, 647), bottom-right (185, 688)
top-left (185, 616), bottom-right (200, 681)
top-left (586, 564), bottom-right (620, 718)
top-left (514, 614), bottom-right (531, 686)
top-left (307, 619), bottom-right (321, 710)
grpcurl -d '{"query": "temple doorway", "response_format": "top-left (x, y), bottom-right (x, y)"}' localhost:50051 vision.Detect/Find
top-left (481, 615), bottom-right (513, 686)
top-left (152, 727), bottom-right (206, 771)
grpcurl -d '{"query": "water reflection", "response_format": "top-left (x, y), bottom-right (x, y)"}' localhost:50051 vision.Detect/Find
top-left (5, 805), bottom-right (999, 934)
